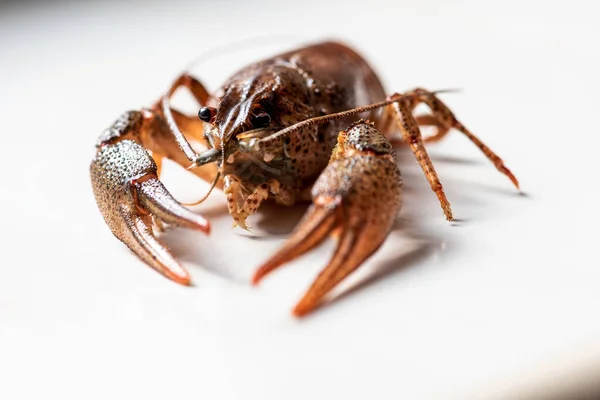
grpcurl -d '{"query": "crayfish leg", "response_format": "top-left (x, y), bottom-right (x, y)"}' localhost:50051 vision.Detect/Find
top-left (385, 88), bottom-right (520, 221)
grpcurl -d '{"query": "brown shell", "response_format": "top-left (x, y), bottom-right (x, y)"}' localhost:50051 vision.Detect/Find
top-left (204, 42), bottom-right (387, 198)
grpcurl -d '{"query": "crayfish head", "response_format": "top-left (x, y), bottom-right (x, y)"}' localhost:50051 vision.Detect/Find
top-left (195, 64), bottom-right (316, 186)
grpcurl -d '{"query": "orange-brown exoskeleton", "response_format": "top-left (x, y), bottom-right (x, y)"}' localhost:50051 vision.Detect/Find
top-left (90, 42), bottom-right (518, 316)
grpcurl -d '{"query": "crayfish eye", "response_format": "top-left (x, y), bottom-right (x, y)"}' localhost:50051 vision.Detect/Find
top-left (198, 107), bottom-right (217, 123)
top-left (251, 112), bottom-right (271, 128)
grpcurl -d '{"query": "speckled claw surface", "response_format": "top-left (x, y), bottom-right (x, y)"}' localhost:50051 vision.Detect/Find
top-left (253, 121), bottom-right (403, 317)
top-left (90, 113), bottom-right (210, 285)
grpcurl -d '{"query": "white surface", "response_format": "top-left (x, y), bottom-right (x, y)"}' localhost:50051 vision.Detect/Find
top-left (1, 0), bottom-right (599, 399)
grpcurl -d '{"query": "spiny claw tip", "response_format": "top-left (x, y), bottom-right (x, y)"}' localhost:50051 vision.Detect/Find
top-left (292, 301), bottom-right (317, 318)
top-left (199, 220), bottom-right (211, 235)
top-left (252, 257), bottom-right (285, 285)
top-left (161, 265), bottom-right (193, 286)
top-left (173, 275), bottom-right (193, 286)
top-left (251, 271), bottom-right (264, 286)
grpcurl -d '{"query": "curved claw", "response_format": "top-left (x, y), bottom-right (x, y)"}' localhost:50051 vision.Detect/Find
top-left (90, 139), bottom-right (209, 284)
top-left (253, 121), bottom-right (403, 316)
top-left (252, 205), bottom-right (339, 285)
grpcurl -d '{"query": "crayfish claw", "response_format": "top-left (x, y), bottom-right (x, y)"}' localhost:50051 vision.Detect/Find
top-left (118, 204), bottom-right (192, 285)
top-left (91, 139), bottom-right (210, 284)
top-left (292, 219), bottom-right (364, 317)
top-left (135, 177), bottom-right (210, 234)
top-left (254, 121), bottom-right (403, 316)
top-left (252, 206), bottom-right (337, 285)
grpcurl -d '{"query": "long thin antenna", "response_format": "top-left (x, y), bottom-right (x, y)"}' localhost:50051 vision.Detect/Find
top-left (182, 171), bottom-right (222, 206)
top-left (255, 89), bottom-right (460, 147)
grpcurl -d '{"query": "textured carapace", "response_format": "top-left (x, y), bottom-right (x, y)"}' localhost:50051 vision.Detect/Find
top-left (200, 43), bottom-right (389, 211)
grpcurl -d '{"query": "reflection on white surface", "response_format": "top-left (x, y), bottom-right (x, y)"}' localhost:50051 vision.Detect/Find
top-left (1, 0), bottom-right (600, 399)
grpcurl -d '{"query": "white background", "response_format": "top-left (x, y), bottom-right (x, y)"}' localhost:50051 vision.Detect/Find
top-left (1, 0), bottom-right (599, 399)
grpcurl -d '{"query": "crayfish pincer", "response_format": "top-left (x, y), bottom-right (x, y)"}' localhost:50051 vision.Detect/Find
top-left (90, 41), bottom-right (519, 316)
top-left (253, 121), bottom-right (402, 316)
top-left (90, 111), bottom-right (210, 284)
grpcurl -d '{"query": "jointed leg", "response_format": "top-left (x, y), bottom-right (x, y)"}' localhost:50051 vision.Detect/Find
top-left (406, 88), bottom-right (519, 188)
top-left (147, 73), bottom-right (215, 176)
top-left (165, 73), bottom-right (210, 104)
top-left (144, 108), bottom-right (220, 186)
top-left (414, 114), bottom-right (450, 143)
top-left (387, 88), bottom-right (519, 220)
top-left (388, 93), bottom-right (454, 220)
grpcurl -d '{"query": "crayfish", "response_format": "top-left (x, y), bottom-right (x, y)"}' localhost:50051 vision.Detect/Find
top-left (90, 41), bottom-right (518, 316)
